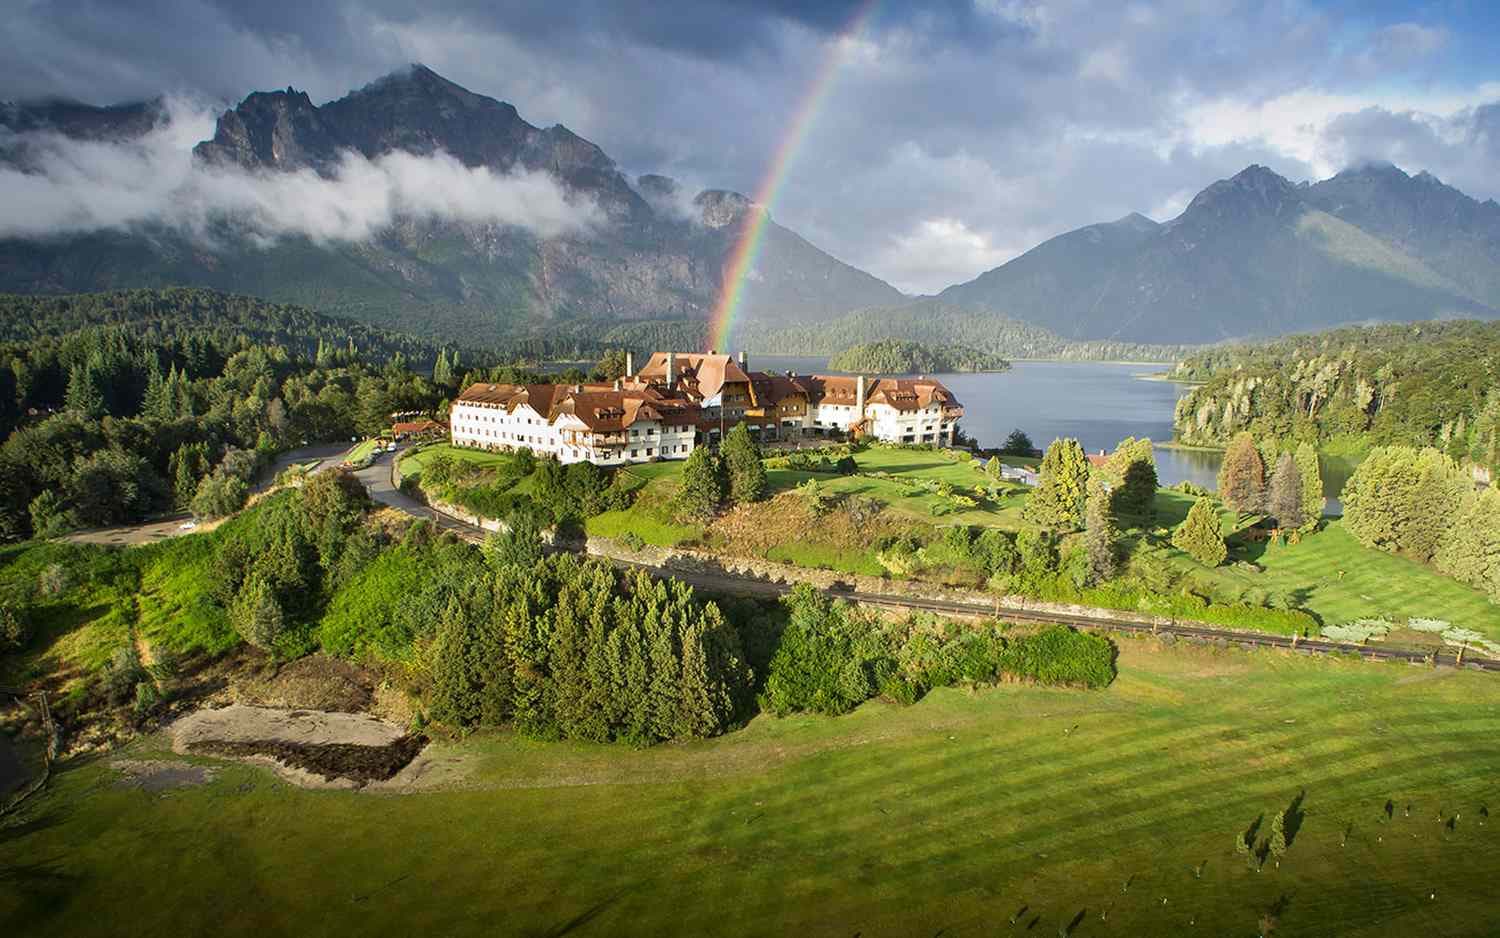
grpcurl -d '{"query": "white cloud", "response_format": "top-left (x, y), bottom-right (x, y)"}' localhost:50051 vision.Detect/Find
top-left (1175, 84), bottom-right (1500, 179)
top-left (0, 97), bottom-right (600, 243)
top-left (871, 217), bottom-right (1017, 295)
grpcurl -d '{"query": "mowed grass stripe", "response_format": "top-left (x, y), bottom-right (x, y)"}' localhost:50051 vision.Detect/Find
top-left (10, 644), bottom-right (1500, 937)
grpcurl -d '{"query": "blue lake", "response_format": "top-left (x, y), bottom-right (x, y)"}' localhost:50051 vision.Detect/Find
top-left (751, 356), bottom-right (1348, 506)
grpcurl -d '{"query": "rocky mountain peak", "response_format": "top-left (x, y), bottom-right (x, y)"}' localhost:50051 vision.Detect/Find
top-left (0, 96), bottom-right (164, 142)
top-left (694, 189), bottom-right (757, 229)
top-left (1111, 211), bottom-right (1161, 231)
top-left (193, 86), bottom-right (339, 170)
top-left (1174, 164), bottom-right (1303, 227)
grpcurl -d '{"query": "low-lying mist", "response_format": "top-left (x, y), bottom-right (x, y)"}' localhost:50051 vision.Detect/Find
top-left (0, 98), bottom-right (601, 244)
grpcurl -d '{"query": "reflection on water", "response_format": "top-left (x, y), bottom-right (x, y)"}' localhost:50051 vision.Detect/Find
top-left (751, 356), bottom-right (1348, 509)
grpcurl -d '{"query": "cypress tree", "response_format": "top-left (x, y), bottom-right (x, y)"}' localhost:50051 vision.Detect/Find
top-left (1268, 810), bottom-right (1288, 860)
top-left (676, 446), bottom-right (727, 520)
top-left (722, 423), bottom-right (768, 505)
top-left (1023, 438), bottom-right (1090, 529)
top-left (64, 363), bottom-right (106, 418)
top-left (429, 597), bottom-right (482, 727)
top-left (1083, 478), bottom-right (1120, 584)
top-left (1172, 496), bottom-right (1227, 567)
top-left (230, 572), bottom-right (284, 650)
top-left (142, 358), bottom-right (174, 420)
top-left (1266, 451), bottom-right (1304, 529)
top-left (432, 348), bottom-right (453, 386)
top-left (1217, 432), bottom-right (1266, 516)
top-left (644, 578), bottom-right (683, 741)
top-left (1294, 443), bottom-right (1324, 532)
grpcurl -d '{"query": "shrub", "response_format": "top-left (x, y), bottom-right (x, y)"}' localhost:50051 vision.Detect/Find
top-left (762, 585), bottom-right (896, 716)
top-left (37, 561), bottom-right (72, 596)
top-left (0, 602), bottom-right (32, 653)
top-left (996, 627), bottom-right (1115, 688)
top-left (134, 681), bottom-right (161, 717)
top-left (797, 479), bottom-right (834, 517)
top-left (1320, 619), bottom-right (1392, 643)
top-left (230, 572), bottom-right (284, 650)
top-left (28, 489), bottom-right (75, 538)
top-left (192, 471), bottom-right (249, 519)
top-left (1405, 617), bottom-right (1450, 634)
top-left (101, 645), bottom-right (148, 706)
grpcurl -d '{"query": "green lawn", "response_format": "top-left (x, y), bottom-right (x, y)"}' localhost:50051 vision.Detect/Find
top-left (1182, 521), bottom-right (1500, 636)
top-left (585, 509), bottom-right (702, 548)
top-left (8, 640), bottom-right (1500, 936)
top-left (764, 540), bottom-right (885, 577)
top-left (396, 443), bottom-right (518, 480)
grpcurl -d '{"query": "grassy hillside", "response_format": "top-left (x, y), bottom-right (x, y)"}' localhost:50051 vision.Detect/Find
top-left (6, 639), bottom-right (1500, 936)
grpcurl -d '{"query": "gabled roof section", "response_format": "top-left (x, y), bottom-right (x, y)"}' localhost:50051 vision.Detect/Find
top-left (635, 352), bottom-right (751, 400)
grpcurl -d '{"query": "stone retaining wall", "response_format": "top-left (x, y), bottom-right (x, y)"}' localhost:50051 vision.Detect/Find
top-left (580, 534), bottom-right (1182, 629)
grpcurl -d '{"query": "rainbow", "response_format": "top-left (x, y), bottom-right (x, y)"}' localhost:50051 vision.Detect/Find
top-left (705, 0), bottom-right (879, 354)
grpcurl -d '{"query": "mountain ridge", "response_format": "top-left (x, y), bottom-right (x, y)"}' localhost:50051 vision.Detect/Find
top-left (938, 163), bottom-right (1499, 343)
top-left (0, 64), bottom-right (906, 340)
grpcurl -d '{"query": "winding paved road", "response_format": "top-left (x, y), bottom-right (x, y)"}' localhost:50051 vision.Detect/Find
top-left (369, 445), bottom-right (1500, 674)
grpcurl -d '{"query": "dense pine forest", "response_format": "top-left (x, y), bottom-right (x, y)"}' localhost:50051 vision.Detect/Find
top-left (0, 289), bottom-right (599, 541)
top-left (1171, 320), bottom-right (1500, 469)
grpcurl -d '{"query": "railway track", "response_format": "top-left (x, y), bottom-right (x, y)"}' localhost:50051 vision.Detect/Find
top-left (380, 459), bottom-right (1500, 675)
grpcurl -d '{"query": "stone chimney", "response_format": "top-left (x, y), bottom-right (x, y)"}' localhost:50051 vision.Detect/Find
top-left (666, 351), bottom-right (677, 389)
top-left (738, 349), bottom-right (748, 370)
top-left (613, 378), bottom-right (622, 391)
top-left (856, 374), bottom-right (867, 414)
top-left (625, 351), bottom-right (634, 377)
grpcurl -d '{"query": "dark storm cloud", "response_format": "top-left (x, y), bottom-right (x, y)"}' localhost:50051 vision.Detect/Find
top-left (3, 1), bottom-right (1498, 293)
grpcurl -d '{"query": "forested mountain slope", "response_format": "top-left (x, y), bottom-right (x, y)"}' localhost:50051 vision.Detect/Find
top-left (1170, 319), bottom-right (1500, 468)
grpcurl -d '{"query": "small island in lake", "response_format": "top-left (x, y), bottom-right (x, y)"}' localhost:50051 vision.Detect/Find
top-left (828, 338), bottom-right (1011, 374)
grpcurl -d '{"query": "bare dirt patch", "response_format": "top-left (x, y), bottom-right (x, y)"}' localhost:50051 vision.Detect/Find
top-left (223, 655), bottom-right (376, 712)
top-left (168, 704), bottom-right (426, 789)
top-left (187, 736), bottom-right (427, 785)
top-left (111, 759), bottom-right (216, 791)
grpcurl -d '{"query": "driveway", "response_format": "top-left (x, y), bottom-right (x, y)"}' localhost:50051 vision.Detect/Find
top-left (62, 441), bottom-right (355, 547)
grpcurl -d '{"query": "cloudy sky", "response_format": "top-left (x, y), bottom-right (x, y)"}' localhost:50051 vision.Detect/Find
top-left (5, 0), bottom-right (1500, 293)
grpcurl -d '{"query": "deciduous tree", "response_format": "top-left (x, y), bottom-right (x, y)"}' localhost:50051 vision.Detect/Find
top-left (1218, 432), bottom-right (1266, 516)
top-left (1001, 429), bottom-right (1034, 455)
top-left (1342, 446), bottom-right (1468, 562)
top-left (1104, 436), bottom-right (1157, 520)
top-left (1294, 443), bottom-right (1324, 531)
top-left (1266, 452), bottom-right (1303, 529)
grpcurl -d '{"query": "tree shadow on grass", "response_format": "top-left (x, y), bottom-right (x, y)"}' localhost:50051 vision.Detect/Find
top-left (527, 894), bottom-right (622, 938)
top-left (1243, 813), bottom-right (1264, 850)
top-left (1284, 791), bottom-right (1307, 848)
top-left (0, 810), bottom-right (79, 922)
